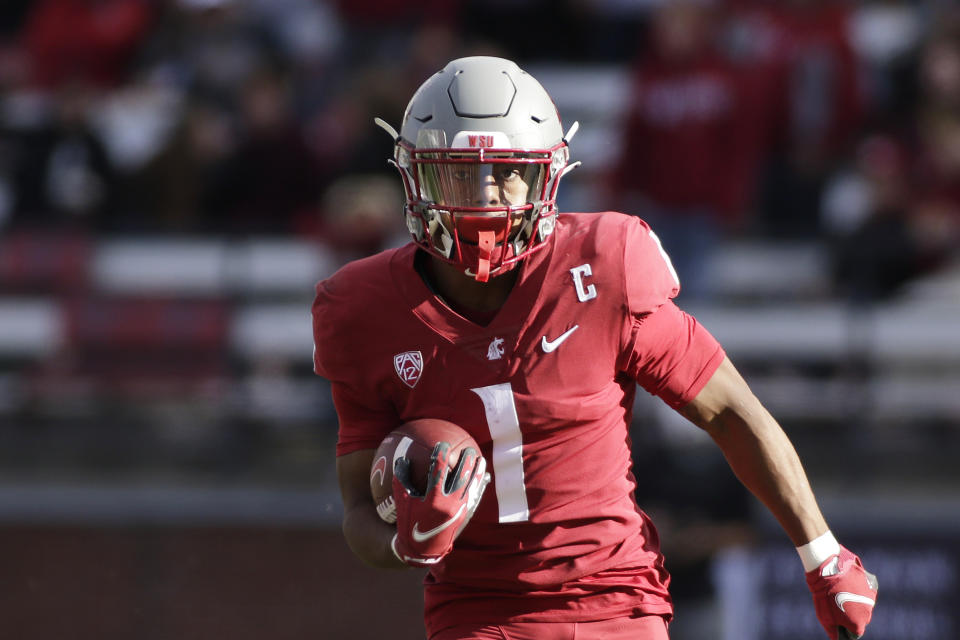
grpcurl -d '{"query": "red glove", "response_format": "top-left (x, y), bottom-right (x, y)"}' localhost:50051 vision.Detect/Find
top-left (806, 546), bottom-right (878, 640)
top-left (390, 442), bottom-right (489, 567)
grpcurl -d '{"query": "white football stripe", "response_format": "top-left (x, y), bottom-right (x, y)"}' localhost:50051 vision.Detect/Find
top-left (393, 436), bottom-right (413, 472)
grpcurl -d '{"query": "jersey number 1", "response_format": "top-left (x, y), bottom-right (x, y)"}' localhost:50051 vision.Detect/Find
top-left (470, 382), bottom-right (529, 523)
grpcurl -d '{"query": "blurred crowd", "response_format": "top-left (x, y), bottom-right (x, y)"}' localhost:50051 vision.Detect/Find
top-left (607, 0), bottom-right (960, 301)
top-left (0, 0), bottom-right (958, 300)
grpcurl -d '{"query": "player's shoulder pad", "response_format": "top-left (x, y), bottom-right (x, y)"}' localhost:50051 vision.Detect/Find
top-left (555, 213), bottom-right (679, 314)
top-left (312, 248), bottom-right (400, 379)
top-left (617, 214), bottom-right (681, 315)
top-left (555, 211), bottom-right (635, 263)
top-left (315, 250), bottom-right (395, 304)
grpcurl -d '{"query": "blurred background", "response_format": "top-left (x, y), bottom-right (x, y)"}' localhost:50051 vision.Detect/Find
top-left (0, 0), bottom-right (957, 638)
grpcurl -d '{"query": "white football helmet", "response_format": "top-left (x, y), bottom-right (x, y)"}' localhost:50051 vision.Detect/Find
top-left (376, 56), bottom-right (579, 281)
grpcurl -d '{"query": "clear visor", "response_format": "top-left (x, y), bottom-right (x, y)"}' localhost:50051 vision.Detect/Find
top-left (416, 161), bottom-right (546, 210)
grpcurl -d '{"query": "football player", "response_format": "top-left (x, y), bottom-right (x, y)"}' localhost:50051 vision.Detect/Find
top-left (313, 56), bottom-right (877, 640)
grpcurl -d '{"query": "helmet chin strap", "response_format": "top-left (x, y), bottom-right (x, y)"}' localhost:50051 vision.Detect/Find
top-left (473, 230), bottom-right (495, 282)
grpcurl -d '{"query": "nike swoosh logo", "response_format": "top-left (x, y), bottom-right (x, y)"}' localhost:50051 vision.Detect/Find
top-left (411, 504), bottom-right (467, 542)
top-left (835, 592), bottom-right (876, 612)
top-left (541, 325), bottom-right (579, 353)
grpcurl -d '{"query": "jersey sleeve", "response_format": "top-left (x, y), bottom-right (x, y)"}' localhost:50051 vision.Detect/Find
top-left (312, 275), bottom-right (400, 456)
top-left (622, 301), bottom-right (725, 409)
top-left (618, 217), bottom-right (725, 408)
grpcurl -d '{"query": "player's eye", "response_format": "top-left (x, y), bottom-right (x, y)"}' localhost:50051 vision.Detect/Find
top-left (451, 168), bottom-right (472, 181)
top-left (497, 166), bottom-right (522, 181)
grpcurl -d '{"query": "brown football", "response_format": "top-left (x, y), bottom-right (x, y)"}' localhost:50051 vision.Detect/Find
top-left (369, 418), bottom-right (480, 524)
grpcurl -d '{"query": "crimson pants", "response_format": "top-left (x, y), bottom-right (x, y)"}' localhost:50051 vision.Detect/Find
top-left (430, 614), bottom-right (670, 640)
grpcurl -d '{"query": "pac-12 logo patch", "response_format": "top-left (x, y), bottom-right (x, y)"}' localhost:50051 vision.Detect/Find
top-left (394, 351), bottom-right (423, 388)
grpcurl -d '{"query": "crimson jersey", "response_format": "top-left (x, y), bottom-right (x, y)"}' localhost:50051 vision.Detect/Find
top-left (313, 212), bottom-right (725, 636)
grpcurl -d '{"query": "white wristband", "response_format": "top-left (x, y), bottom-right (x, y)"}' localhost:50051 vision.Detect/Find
top-left (796, 530), bottom-right (841, 572)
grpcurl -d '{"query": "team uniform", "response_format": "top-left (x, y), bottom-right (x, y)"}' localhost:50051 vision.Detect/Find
top-left (320, 55), bottom-right (877, 640)
top-left (313, 212), bottom-right (725, 638)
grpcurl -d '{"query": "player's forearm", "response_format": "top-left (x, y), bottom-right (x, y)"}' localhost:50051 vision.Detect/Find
top-left (342, 506), bottom-right (407, 569)
top-left (683, 357), bottom-right (829, 546)
top-left (701, 400), bottom-right (828, 546)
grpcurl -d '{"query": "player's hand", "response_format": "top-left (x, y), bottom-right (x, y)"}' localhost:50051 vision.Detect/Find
top-left (806, 546), bottom-right (878, 640)
top-left (391, 442), bottom-right (490, 567)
